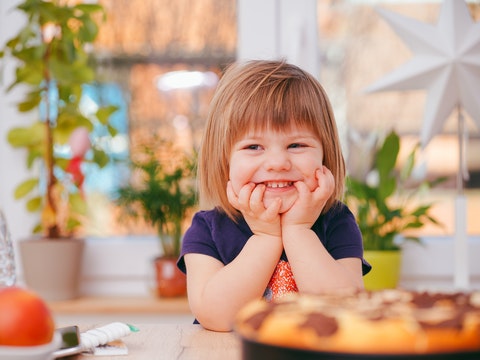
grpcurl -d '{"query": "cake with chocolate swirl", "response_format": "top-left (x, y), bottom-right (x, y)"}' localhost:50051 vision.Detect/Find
top-left (235, 289), bottom-right (480, 356)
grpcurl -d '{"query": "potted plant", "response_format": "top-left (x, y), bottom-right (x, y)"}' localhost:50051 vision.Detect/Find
top-left (116, 138), bottom-right (197, 297)
top-left (345, 130), bottom-right (445, 290)
top-left (0, 0), bottom-right (116, 300)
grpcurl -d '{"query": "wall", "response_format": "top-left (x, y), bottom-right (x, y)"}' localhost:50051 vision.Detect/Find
top-left (0, 0), bottom-right (39, 277)
top-left (400, 236), bottom-right (480, 291)
top-left (237, 0), bottom-right (319, 75)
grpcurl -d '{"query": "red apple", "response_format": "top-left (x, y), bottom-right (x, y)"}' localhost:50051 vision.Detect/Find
top-left (0, 286), bottom-right (55, 346)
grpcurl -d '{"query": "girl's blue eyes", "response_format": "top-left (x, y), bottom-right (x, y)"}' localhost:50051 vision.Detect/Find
top-left (243, 143), bottom-right (306, 150)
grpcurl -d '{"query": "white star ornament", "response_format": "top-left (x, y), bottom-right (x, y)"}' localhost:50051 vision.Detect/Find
top-left (365, 0), bottom-right (480, 148)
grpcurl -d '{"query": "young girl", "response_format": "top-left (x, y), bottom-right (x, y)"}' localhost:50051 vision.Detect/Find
top-left (177, 60), bottom-right (371, 332)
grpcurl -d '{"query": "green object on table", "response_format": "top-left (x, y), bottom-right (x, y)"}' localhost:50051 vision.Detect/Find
top-left (127, 324), bottom-right (140, 332)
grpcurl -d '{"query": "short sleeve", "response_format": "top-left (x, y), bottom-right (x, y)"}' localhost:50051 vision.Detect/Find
top-left (317, 203), bottom-right (372, 275)
top-left (177, 211), bottom-right (221, 274)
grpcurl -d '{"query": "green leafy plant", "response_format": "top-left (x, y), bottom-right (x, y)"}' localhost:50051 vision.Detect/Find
top-left (116, 140), bottom-right (197, 258)
top-left (345, 130), bottom-right (445, 251)
top-left (0, 0), bottom-right (117, 238)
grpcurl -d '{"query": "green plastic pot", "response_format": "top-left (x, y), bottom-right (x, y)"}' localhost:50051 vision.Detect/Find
top-left (363, 250), bottom-right (402, 290)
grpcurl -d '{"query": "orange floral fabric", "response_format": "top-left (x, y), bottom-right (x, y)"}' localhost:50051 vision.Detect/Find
top-left (264, 260), bottom-right (298, 302)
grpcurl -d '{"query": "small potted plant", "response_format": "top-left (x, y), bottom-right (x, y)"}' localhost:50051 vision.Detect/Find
top-left (345, 130), bottom-right (445, 290)
top-left (0, 0), bottom-right (116, 300)
top-left (116, 138), bottom-right (197, 297)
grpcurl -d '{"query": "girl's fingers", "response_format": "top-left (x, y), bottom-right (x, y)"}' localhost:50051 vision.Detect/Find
top-left (293, 180), bottom-right (310, 195)
top-left (264, 197), bottom-right (282, 218)
top-left (226, 181), bottom-right (240, 207)
top-left (249, 183), bottom-right (266, 212)
top-left (236, 182), bottom-right (255, 206)
top-left (313, 166), bottom-right (335, 199)
top-left (228, 182), bottom-right (268, 214)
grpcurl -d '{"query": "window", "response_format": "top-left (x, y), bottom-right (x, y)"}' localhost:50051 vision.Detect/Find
top-left (317, 0), bottom-right (480, 235)
top-left (82, 0), bottom-right (236, 236)
top-left (85, 0), bottom-right (480, 236)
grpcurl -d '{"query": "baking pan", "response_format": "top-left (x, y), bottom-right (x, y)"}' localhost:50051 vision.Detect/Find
top-left (241, 338), bottom-right (480, 360)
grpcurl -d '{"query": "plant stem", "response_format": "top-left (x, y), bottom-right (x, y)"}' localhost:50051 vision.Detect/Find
top-left (43, 39), bottom-right (59, 238)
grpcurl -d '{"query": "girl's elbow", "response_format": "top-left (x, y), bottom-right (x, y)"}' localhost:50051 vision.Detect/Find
top-left (190, 299), bottom-right (235, 332)
top-left (202, 322), bottom-right (233, 332)
top-left (196, 315), bottom-right (234, 332)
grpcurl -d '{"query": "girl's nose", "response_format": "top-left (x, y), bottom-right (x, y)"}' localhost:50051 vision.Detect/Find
top-left (264, 149), bottom-right (291, 171)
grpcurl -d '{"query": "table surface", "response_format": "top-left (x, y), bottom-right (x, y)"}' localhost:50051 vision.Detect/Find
top-left (78, 324), bottom-right (242, 360)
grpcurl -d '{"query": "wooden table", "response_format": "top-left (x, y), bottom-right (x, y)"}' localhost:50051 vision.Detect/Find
top-left (78, 324), bottom-right (242, 360)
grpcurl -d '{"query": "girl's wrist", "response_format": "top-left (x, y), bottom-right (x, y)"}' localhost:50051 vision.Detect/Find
top-left (251, 233), bottom-right (282, 243)
top-left (281, 224), bottom-right (313, 239)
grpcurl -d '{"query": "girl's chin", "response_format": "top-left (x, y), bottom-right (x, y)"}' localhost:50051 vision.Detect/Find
top-left (263, 196), bottom-right (296, 214)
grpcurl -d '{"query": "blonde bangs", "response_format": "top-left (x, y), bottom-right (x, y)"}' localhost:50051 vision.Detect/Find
top-left (226, 70), bottom-right (327, 144)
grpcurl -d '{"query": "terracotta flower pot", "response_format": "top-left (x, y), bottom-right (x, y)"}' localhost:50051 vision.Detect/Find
top-left (19, 237), bottom-right (85, 301)
top-left (153, 256), bottom-right (187, 297)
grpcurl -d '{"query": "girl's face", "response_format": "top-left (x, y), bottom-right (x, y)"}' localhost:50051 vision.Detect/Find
top-left (229, 125), bottom-right (325, 214)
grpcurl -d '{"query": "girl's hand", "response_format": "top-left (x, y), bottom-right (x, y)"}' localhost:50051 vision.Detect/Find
top-left (281, 166), bottom-right (335, 229)
top-left (227, 181), bottom-right (282, 238)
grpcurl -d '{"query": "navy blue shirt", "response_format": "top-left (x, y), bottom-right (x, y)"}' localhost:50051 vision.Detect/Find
top-left (178, 201), bottom-right (371, 275)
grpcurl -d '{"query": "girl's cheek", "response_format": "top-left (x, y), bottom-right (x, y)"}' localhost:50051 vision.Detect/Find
top-left (301, 175), bottom-right (317, 191)
top-left (229, 167), bottom-right (251, 194)
top-left (231, 182), bottom-right (241, 195)
top-left (228, 176), bottom-right (244, 195)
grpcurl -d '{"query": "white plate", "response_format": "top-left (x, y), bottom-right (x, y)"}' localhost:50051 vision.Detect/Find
top-left (0, 332), bottom-right (61, 360)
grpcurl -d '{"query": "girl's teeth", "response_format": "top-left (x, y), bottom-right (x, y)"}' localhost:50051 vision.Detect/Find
top-left (265, 181), bottom-right (292, 188)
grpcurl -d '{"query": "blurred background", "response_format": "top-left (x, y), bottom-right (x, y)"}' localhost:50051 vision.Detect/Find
top-left (1, 0), bottom-right (479, 302)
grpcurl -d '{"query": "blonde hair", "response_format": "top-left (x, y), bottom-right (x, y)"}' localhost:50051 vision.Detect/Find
top-left (198, 59), bottom-right (345, 220)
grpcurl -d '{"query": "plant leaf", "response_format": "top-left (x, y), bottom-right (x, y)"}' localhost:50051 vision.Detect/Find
top-left (7, 122), bottom-right (45, 148)
top-left (26, 196), bottom-right (42, 212)
top-left (376, 131), bottom-right (399, 180)
top-left (14, 178), bottom-right (39, 199)
top-left (96, 105), bottom-right (118, 125)
top-left (69, 193), bottom-right (87, 215)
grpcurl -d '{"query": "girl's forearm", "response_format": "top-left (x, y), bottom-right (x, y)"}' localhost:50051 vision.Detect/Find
top-left (282, 227), bottom-right (363, 293)
top-left (193, 235), bottom-right (282, 331)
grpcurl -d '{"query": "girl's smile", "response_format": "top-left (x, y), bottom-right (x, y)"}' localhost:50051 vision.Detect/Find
top-left (262, 181), bottom-right (297, 212)
top-left (229, 125), bottom-right (325, 213)
top-left (263, 181), bottom-right (294, 189)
